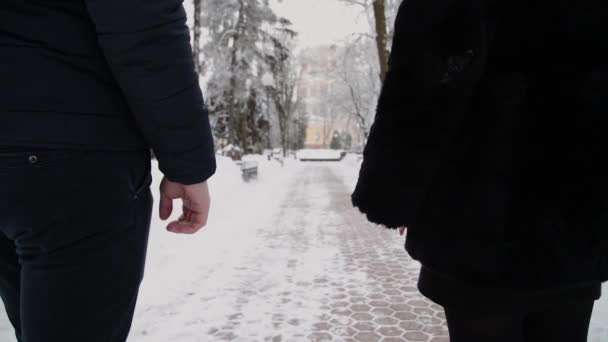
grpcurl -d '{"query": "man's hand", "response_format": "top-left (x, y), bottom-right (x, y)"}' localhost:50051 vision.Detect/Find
top-left (159, 177), bottom-right (211, 234)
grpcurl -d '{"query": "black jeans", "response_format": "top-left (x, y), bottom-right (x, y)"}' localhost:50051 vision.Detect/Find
top-left (0, 149), bottom-right (153, 342)
top-left (445, 298), bottom-right (595, 342)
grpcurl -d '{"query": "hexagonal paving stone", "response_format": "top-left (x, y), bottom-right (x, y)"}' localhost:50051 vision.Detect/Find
top-left (393, 311), bottom-right (417, 321)
top-left (408, 300), bottom-right (430, 307)
top-left (308, 332), bottom-right (333, 342)
top-left (330, 317), bottom-right (351, 326)
top-left (376, 326), bottom-right (403, 337)
top-left (354, 322), bottom-right (377, 332)
top-left (387, 296), bottom-right (408, 303)
top-left (354, 332), bottom-right (382, 342)
top-left (351, 313), bottom-right (375, 321)
top-left (417, 315), bottom-right (443, 325)
top-left (331, 293), bottom-right (348, 300)
top-left (331, 301), bottom-right (350, 308)
top-left (435, 311), bottom-right (446, 320)
top-left (393, 273), bottom-right (409, 279)
top-left (432, 317), bottom-right (444, 325)
top-left (382, 338), bottom-right (406, 342)
top-left (330, 326), bottom-right (358, 337)
top-left (374, 316), bottom-right (399, 326)
top-left (318, 313), bottom-right (332, 321)
top-left (371, 308), bottom-right (394, 317)
top-left (401, 286), bottom-right (418, 292)
top-left (423, 325), bottom-right (449, 336)
top-left (430, 337), bottom-right (450, 342)
top-left (368, 293), bottom-right (386, 300)
top-left (369, 300), bottom-right (390, 308)
top-left (331, 308), bottom-right (353, 317)
top-left (350, 297), bottom-right (368, 304)
top-left (351, 304), bottom-right (372, 312)
top-left (381, 282), bottom-right (398, 289)
top-left (403, 331), bottom-right (431, 341)
top-left (413, 307), bottom-right (435, 316)
top-left (382, 289), bottom-right (402, 296)
top-left (313, 322), bottom-right (332, 331)
top-left (399, 321), bottom-right (424, 331)
top-left (389, 304), bottom-right (412, 312)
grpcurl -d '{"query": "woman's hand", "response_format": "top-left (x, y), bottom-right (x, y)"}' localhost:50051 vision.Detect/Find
top-left (399, 227), bottom-right (407, 236)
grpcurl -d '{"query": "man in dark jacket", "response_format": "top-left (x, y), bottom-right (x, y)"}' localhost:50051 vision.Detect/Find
top-left (0, 1), bottom-right (216, 341)
top-left (353, 0), bottom-right (606, 341)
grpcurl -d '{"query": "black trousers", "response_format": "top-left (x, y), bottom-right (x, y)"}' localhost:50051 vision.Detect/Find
top-left (445, 298), bottom-right (595, 342)
top-left (0, 149), bottom-right (153, 342)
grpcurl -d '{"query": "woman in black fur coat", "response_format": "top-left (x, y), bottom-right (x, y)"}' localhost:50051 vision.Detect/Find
top-left (353, 0), bottom-right (607, 340)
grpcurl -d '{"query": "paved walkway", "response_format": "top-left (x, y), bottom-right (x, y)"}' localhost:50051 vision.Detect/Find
top-left (131, 164), bottom-right (448, 342)
top-left (206, 164), bottom-right (449, 342)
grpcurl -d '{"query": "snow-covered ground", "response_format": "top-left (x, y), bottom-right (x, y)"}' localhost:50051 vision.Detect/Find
top-left (296, 149), bottom-right (345, 162)
top-left (0, 155), bottom-right (607, 341)
top-left (590, 287), bottom-right (608, 342)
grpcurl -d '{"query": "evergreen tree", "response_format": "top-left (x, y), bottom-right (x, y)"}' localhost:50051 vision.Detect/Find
top-left (200, 0), bottom-right (294, 153)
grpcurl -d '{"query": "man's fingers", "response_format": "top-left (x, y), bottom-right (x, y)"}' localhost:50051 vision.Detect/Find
top-left (159, 193), bottom-right (173, 221)
top-left (160, 178), bottom-right (210, 234)
top-left (166, 221), bottom-right (202, 235)
top-left (189, 211), bottom-right (207, 229)
top-left (181, 204), bottom-right (194, 223)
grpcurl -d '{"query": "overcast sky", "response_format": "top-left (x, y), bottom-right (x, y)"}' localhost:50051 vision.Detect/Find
top-left (271, 0), bottom-right (370, 49)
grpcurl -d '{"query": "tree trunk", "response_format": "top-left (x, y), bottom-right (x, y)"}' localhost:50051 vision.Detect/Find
top-left (192, 0), bottom-right (202, 74)
top-left (269, 88), bottom-right (288, 157)
top-left (227, 0), bottom-right (246, 148)
top-left (247, 88), bottom-right (258, 151)
top-left (372, 0), bottom-right (389, 82)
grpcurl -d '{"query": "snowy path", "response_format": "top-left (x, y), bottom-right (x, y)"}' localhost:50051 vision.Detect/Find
top-left (1, 159), bottom-right (607, 341)
top-left (131, 162), bottom-right (448, 342)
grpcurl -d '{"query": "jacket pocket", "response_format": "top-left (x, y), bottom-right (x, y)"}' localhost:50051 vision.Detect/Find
top-left (129, 151), bottom-right (153, 200)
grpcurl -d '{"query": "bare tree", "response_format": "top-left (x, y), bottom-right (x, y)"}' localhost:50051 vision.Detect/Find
top-left (339, 0), bottom-right (389, 81)
top-left (339, 0), bottom-right (402, 82)
top-left (333, 37), bottom-right (381, 143)
top-left (264, 33), bottom-right (302, 156)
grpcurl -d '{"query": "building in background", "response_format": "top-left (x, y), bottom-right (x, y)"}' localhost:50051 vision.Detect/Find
top-left (297, 45), bottom-right (363, 150)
